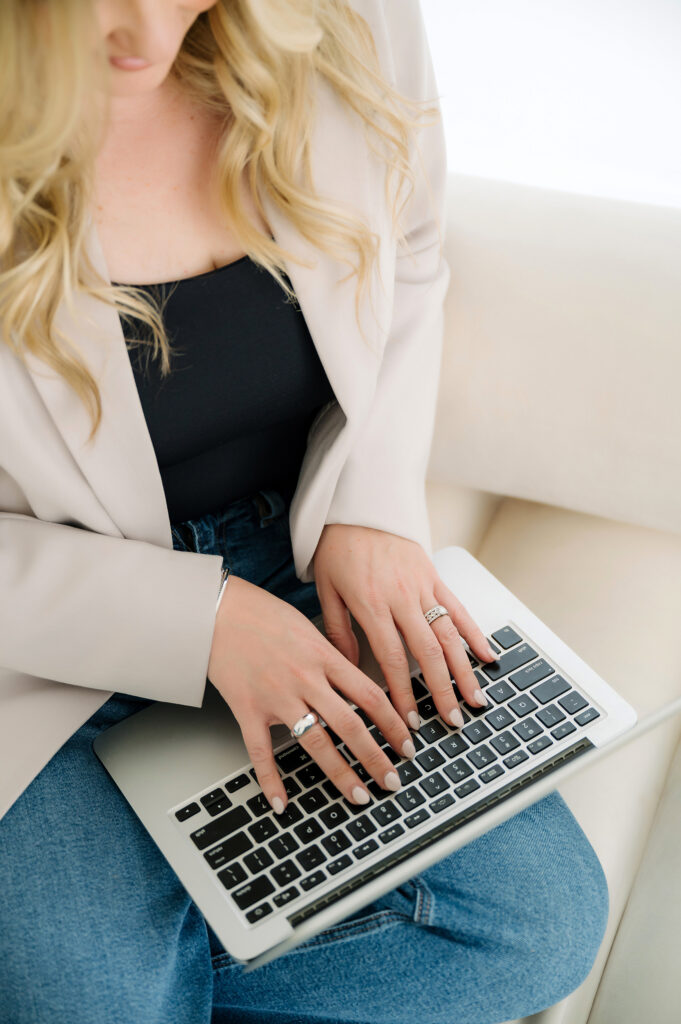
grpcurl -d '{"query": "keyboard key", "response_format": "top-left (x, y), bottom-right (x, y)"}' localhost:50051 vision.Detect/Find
top-left (528, 735), bottom-right (552, 755)
top-left (378, 824), bottom-right (405, 845)
top-left (273, 803), bottom-right (304, 828)
top-left (190, 806), bottom-right (251, 851)
top-left (205, 832), bottom-right (252, 870)
top-left (347, 815), bottom-right (377, 842)
top-left (467, 745), bottom-right (497, 769)
top-left (420, 772), bottom-right (449, 797)
top-left (474, 670), bottom-right (490, 690)
top-left (404, 808), bottom-right (430, 828)
top-left (273, 886), bottom-right (299, 908)
top-left (249, 768), bottom-right (259, 782)
top-left (558, 691), bottom-right (588, 714)
top-left (462, 699), bottom-right (488, 720)
top-left (419, 720), bottom-right (448, 744)
top-left (321, 779), bottom-right (342, 800)
top-left (479, 764), bottom-right (504, 784)
top-left (485, 707), bottom-right (515, 731)
top-left (354, 839), bottom-right (380, 859)
top-left (321, 829), bottom-right (352, 856)
top-left (438, 733), bottom-right (468, 759)
top-left (246, 793), bottom-right (271, 818)
top-left (490, 730), bottom-right (520, 754)
top-left (486, 681), bottom-right (516, 703)
top-left (411, 676), bottom-right (429, 699)
top-left (370, 801), bottom-right (401, 826)
top-left (415, 748), bottom-right (445, 772)
top-left (444, 758), bottom-right (473, 784)
top-left (417, 696), bottom-right (438, 720)
top-left (551, 721), bottom-right (577, 740)
top-left (275, 746), bottom-right (311, 773)
top-left (319, 804), bottom-right (350, 829)
top-left (531, 675), bottom-right (571, 705)
top-left (200, 789), bottom-right (227, 810)
top-left (217, 862), bottom-right (248, 890)
top-left (395, 786), bottom-right (426, 811)
top-left (283, 777), bottom-right (302, 798)
top-left (296, 845), bottom-right (326, 871)
top-left (246, 902), bottom-right (273, 924)
top-left (397, 761), bottom-right (422, 784)
top-left (512, 717), bottom-right (544, 742)
top-left (269, 833), bottom-right (299, 859)
top-left (175, 802), bottom-right (200, 822)
top-left (298, 788), bottom-right (329, 814)
top-left (462, 721), bottom-right (492, 744)
top-left (509, 659), bottom-right (553, 690)
top-left (244, 849), bottom-right (274, 875)
top-left (483, 643), bottom-right (538, 682)
top-left (328, 854), bottom-right (353, 875)
top-left (293, 820), bottom-right (324, 844)
top-left (575, 707), bottom-right (600, 726)
top-left (296, 763), bottom-right (325, 788)
top-left (454, 779), bottom-right (480, 798)
top-left (430, 793), bottom-right (455, 814)
top-left (225, 773), bottom-right (250, 794)
top-left (383, 745), bottom-right (401, 765)
top-left (271, 859), bottom-right (301, 886)
top-left (248, 818), bottom-right (278, 843)
top-left (300, 870), bottom-right (326, 892)
top-left (492, 626), bottom-right (522, 649)
top-left (536, 704), bottom-right (566, 728)
top-left (233, 875), bottom-right (275, 910)
top-left (206, 798), bottom-right (234, 817)
top-left (508, 694), bottom-right (538, 717)
top-left (504, 750), bottom-right (529, 769)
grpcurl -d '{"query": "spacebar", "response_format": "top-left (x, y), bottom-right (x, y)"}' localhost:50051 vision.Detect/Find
top-left (190, 806), bottom-right (251, 851)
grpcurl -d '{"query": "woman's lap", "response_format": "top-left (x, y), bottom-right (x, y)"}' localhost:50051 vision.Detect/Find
top-left (0, 484), bottom-right (609, 1024)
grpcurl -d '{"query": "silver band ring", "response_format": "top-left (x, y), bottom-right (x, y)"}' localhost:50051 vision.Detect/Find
top-left (290, 711), bottom-right (322, 740)
top-left (424, 604), bottom-right (451, 626)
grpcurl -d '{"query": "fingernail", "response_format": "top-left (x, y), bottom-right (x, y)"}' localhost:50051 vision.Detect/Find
top-left (473, 688), bottom-right (488, 706)
top-left (407, 710), bottom-right (421, 730)
top-left (384, 771), bottom-right (401, 791)
top-left (352, 786), bottom-right (371, 804)
top-left (448, 707), bottom-right (464, 728)
top-left (271, 795), bottom-right (285, 815)
top-left (401, 738), bottom-right (416, 759)
top-left (485, 643), bottom-right (497, 660)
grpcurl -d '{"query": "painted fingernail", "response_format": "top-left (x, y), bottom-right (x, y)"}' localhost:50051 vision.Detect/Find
top-left (448, 707), bottom-right (464, 728)
top-left (407, 710), bottom-right (421, 730)
top-left (271, 795), bottom-right (285, 815)
top-left (473, 688), bottom-right (488, 706)
top-left (384, 771), bottom-right (401, 791)
top-left (485, 644), bottom-right (497, 660)
top-left (352, 786), bottom-right (371, 804)
top-left (402, 738), bottom-right (416, 759)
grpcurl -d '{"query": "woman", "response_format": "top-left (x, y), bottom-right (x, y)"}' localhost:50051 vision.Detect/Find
top-left (0, 1), bottom-right (609, 1022)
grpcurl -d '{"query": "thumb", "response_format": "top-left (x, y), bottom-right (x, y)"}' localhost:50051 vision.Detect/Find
top-left (320, 587), bottom-right (360, 667)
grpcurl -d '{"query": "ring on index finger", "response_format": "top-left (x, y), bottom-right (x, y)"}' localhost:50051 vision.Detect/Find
top-left (290, 710), bottom-right (324, 740)
top-left (424, 604), bottom-right (450, 626)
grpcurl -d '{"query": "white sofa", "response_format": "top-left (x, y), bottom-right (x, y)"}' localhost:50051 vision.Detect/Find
top-left (426, 173), bottom-right (681, 1024)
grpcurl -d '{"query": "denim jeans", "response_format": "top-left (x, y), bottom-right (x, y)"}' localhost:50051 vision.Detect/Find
top-left (0, 484), bottom-right (609, 1024)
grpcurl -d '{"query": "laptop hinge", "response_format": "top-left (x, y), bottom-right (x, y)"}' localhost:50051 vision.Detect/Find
top-left (287, 736), bottom-right (594, 927)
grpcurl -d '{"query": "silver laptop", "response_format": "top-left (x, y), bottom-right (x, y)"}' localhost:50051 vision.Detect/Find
top-left (92, 544), bottom-right (681, 971)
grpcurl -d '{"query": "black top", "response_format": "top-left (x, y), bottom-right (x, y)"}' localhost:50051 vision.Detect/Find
top-left (114, 256), bottom-right (335, 523)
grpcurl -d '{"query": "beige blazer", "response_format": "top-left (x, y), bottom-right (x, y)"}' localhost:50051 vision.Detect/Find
top-left (0, 0), bottom-right (449, 821)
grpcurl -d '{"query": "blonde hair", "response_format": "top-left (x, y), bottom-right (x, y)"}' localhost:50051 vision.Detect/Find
top-left (0, 0), bottom-right (440, 443)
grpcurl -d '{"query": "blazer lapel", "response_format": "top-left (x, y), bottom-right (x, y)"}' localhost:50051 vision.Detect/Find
top-left (23, 76), bottom-right (384, 546)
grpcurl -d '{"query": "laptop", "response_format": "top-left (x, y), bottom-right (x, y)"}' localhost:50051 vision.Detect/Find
top-left (92, 544), bottom-right (681, 971)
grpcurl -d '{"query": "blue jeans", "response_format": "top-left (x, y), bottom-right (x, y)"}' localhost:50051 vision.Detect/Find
top-left (0, 485), bottom-right (609, 1024)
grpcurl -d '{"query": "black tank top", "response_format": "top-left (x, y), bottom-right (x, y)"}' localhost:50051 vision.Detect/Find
top-left (114, 256), bottom-right (335, 523)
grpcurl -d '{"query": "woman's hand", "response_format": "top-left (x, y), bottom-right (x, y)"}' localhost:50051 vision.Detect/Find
top-left (207, 574), bottom-right (416, 815)
top-left (312, 524), bottom-right (498, 730)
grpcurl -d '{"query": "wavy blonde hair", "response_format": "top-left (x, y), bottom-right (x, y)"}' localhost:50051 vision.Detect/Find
top-left (0, 0), bottom-right (440, 443)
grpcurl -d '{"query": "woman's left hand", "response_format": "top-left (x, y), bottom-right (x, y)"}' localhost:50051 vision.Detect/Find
top-left (312, 524), bottom-right (498, 732)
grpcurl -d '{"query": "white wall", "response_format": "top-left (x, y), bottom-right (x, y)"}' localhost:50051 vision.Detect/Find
top-left (421, 0), bottom-right (681, 209)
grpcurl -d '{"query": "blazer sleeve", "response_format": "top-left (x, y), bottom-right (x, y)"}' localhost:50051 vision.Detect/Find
top-left (321, 0), bottom-right (451, 563)
top-left (0, 511), bottom-right (224, 705)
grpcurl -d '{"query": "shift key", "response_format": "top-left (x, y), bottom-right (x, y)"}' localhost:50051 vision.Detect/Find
top-left (482, 643), bottom-right (538, 682)
top-left (190, 805), bottom-right (251, 851)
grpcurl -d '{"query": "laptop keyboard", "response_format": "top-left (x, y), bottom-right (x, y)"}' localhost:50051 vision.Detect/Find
top-left (171, 623), bottom-right (602, 927)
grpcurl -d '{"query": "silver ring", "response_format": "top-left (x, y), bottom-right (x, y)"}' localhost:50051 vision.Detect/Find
top-left (290, 711), bottom-right (322, 740)
top-left (424, 604), bottom-right (450, 626)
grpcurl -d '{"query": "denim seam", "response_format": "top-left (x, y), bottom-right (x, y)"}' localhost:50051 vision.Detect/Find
top-left (413, 877), bottom-right (434, 926)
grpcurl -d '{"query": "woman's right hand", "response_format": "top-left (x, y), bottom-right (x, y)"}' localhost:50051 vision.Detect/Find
top-left (207, 574), bottom-right (417, 814)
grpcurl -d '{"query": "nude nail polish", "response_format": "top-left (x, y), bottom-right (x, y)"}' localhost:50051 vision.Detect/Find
top-left (402, 738), bottom-right (416, 759)
top-left (271, 795), bottom-right (285, 815)
top-left (407, 710), bottom-right (421, 731)
top-left (384, 771), bottom-right (401, 791)
top-left (352, 786), bottom-right (370, 804)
